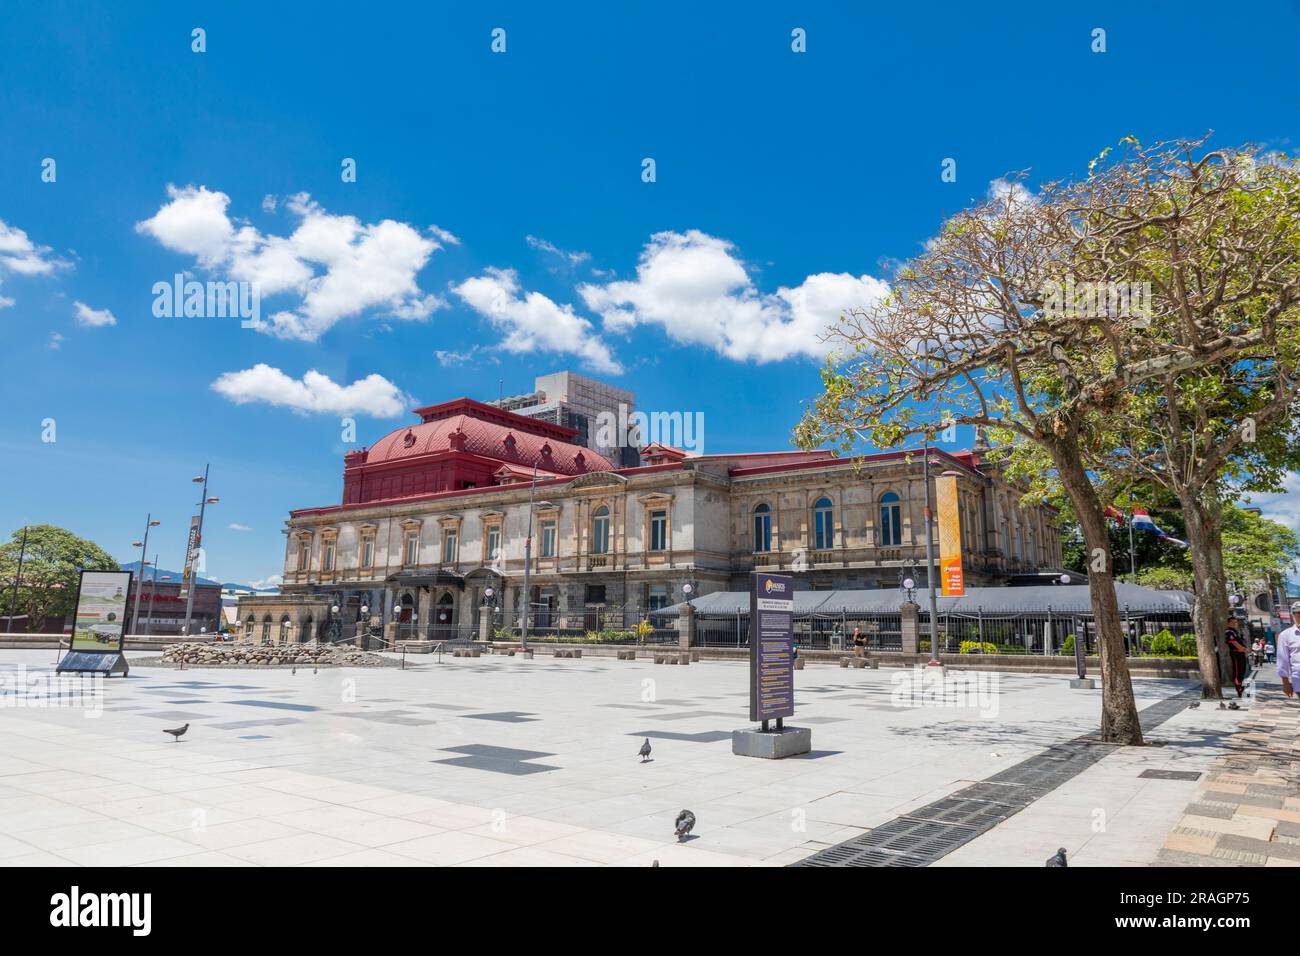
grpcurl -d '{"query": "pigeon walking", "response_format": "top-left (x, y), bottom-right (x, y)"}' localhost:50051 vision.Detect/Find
top-left (638, 739), bottom-right (652, 762)
top-left (1046, 847), bottom-right (1067, 867)
top-left (1189, 701), bottom-right (1200, 709)
top-left (163, 723), bottom-right (189, 743)
top-left (1228, 701), bottom-right (1241, 711)
top-left (674, 809), bottom-right (696, 841)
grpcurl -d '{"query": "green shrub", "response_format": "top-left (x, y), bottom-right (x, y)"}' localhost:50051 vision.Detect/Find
top-left (1178, 635), bottom-right (1198, 657)
top-left (958, 640), bottom-right (998, 655)
top-left (1062, 634), bottom-right (1075, 654)
top-left (1149, 631), bottom-right (1179, 657)
top-left (919, 640), bottom-right (930, 653)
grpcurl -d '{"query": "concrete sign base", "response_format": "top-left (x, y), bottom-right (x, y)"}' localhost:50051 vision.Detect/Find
top-left (732, 726), bottom-right (812, 759)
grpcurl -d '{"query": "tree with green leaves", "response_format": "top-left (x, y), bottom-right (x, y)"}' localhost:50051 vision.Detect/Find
top-left (0, 525), bottom-right (120, 631)
top-left (798, 138), bottom-right (1300, 744)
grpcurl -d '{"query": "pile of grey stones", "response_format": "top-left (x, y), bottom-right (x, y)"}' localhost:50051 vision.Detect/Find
top-left (160, 641), bottom-right (390, 668)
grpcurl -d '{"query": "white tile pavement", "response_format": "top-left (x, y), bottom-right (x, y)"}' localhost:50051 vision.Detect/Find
top-left (0, 649), bottom-right (1233, 867)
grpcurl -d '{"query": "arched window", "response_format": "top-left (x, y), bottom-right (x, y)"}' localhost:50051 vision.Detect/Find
top-left (279, 615), bottom-right (290, 643)
top-left (753, 503), bottom-right (772, 553)
top-left (260, 614), bottom-right (271, 643)
top-left (591, 506), bottom-right (610, 555)
top-left (879, 492), bottom-right (902, 546)
top-left (813, 497), bottom-right (834, 550)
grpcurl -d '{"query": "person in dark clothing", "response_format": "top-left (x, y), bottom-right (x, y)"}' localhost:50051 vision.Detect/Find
top-left (1225, 619), bottom-right (1250, 698)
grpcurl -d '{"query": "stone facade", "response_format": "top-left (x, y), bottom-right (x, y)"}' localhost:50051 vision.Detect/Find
top-left (237, 398), bottom-right (1064, 646)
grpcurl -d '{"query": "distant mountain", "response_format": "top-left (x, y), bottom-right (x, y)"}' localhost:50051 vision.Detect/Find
top-left (118, 561), bottom-right (276, 593)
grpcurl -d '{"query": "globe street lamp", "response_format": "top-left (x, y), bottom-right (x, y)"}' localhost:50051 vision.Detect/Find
top-left (360, 603), bottom-right (370, 648)
top-left (330, 604), bottom-right (341, 644)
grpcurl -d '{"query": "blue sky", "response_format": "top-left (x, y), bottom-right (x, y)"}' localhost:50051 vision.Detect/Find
top-left (2, 1), bottom-right (1298, 587)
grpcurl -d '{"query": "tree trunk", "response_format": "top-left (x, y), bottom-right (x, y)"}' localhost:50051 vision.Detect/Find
top-left (1181, 489), bottom-right (1229, 698)
top-left (1052, 441), bottom-right (1144, 744)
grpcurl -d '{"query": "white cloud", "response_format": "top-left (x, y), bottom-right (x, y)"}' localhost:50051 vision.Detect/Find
top-left (0, 218), bottom-right (65, 276)
top-left (526, 234), bottom-right (590, 266)
top-left (428, 225), bottom-right (461, 246)
top-left (577, 230), bottom-right (888, 363)
top-left (0, 286), bottom-right (12, 309)
top-left (228, 522), bottom-right (253, 532)
top-left (452, 267), bottom-right (623, 375)
top-left (47, 332), bottom-right (63, 350)
top-left (137, 186), bottom-right (450, 341)
top-left (1246, 472), bottom-right (1300, 533)
top-left (248, 574), bottom-right (282, 590)
top-left (435, 345), bottom-right (496, 367)
top-left (73, 301), bottom-right (117, 328)
top-left (210, 364), bottom-right (410, 418)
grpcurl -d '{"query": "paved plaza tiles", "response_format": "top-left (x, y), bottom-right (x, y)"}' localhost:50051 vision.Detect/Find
top-left (0, 649), bottom-right (1249, 867)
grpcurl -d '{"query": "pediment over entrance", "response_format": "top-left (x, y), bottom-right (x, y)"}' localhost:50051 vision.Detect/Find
top-left (566, 471), bottom-right (627, 490)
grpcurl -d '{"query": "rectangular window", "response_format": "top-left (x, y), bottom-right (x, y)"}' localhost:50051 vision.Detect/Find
top-left (443, 530), bottom-right (458, 564)
top-left (404, 533), bottom-right (418, 566)
top-left (486, 526), bottom-right (500, 561)
top-left (323, 541), bottom-right (336, 571)
top-left (540, 520), bottom-right (557, 558)
top-left (585, 584), bottom-right (606, 605)
top-left (647, 584), bottom-right (670, 611)
top-left (298, 542), bottom-right (310, 570)
top-left (361, 537), bottom-right (374, 568)
top-left (649, 509), bottom-right (668, 551)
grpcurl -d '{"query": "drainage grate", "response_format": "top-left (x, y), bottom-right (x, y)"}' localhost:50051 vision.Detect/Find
top-left (903, 795), bottom-right (1020, 828)
top-left (794, 690), bottom-right (1199, 867)
top-left (1139, 769), bottom-right (1202, 781)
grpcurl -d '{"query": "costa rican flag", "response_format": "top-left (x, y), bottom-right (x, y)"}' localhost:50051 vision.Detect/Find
top-left (1132, 509), bottom-right (1189, 548)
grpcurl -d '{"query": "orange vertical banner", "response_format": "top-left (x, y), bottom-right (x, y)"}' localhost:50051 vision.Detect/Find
top-left (936, 474), bottom-right (965, 596)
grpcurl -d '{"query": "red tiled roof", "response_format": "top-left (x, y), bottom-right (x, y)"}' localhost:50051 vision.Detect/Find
top-left (362, 411), bottom-right (610, 475)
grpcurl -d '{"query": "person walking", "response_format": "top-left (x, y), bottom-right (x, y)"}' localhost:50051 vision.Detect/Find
top-left (852, 626), bottom-right (865, 658)
top-left (1225, 618), bottom-right (1251, 698)
top-left (1278, 605), bottom-right (1300, 699)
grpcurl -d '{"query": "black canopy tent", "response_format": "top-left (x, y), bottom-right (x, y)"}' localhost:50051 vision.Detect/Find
top-left (650, 583), bottom-right (1192, 618)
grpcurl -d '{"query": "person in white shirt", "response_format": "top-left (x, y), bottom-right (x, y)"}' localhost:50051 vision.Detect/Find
top-left (1276, 604), bottom-right (1300, 697)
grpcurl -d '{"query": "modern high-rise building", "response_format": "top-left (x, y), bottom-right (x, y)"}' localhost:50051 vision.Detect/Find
top-left (489, 371), bottom-right (640, 468)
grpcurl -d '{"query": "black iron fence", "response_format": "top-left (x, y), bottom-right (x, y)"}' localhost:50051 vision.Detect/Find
top-left (490, 607), bottom-right (680, 645)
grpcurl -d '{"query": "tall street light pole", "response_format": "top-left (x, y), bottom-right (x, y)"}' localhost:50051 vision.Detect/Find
top-left (142, 556), bottom-right (162, 636)
top-left (130, 514), bottom-right (160, 634)
top-left (921, 338), bottom-right (941, 667)
top-left (923, 441), bottom-right (941, 666)
top-left (182, 466), bottom-right (218, 636)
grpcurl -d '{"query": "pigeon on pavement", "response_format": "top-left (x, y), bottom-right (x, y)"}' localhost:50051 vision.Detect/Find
top-left (163, 723), bottom-right (189, 743)
top-left (1189, 701), bottom-right (1200, 709)
top-left (675, 809), bottom-right (696, 841)
top-left (1228, 701), bottom-right (1241, 711)
top-left (1046, 848), bottom-right (1068, 867)
top-left (639, 739), bottom-right (652, 762)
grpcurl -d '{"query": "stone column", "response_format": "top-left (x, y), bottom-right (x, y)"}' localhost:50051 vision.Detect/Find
top-left (900, 601), bottom-right (920, 655)
top-left (415, 587), bottom-right (428, 640)
top-left (677, 603), bottom-right (695, 649)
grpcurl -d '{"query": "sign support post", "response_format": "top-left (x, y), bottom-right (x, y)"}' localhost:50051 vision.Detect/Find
top-left (733, 572), bottom-right (810, 759)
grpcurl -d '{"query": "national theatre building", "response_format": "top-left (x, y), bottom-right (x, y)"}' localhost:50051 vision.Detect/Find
top-left (235, 389), bottom-right (1065, 645)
